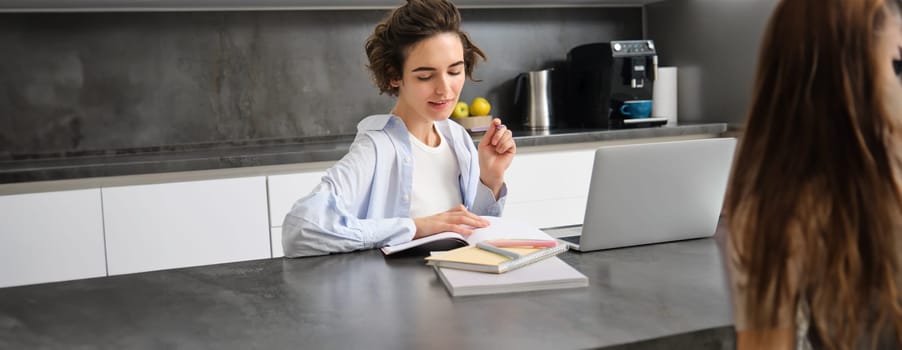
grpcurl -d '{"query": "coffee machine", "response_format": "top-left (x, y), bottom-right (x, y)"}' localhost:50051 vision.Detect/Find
top-left (565, 40), bottom-right (667, 129)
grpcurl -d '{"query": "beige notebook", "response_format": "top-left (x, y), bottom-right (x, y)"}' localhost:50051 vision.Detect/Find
top-left (425, 243), bottom-right (568, 274)
top-left (433, 256), bottom-right (588, 297)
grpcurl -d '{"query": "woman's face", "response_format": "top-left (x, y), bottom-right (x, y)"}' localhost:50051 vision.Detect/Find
top-left (391, 32), bottom-right (466, 122)
top-left (879, 9), bottom-right (902, 113)
top-left (881, 10), bottom-right (902, 68)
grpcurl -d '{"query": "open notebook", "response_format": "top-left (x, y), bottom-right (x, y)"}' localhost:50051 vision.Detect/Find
top-left (381, 216), bottom-right (556, 256)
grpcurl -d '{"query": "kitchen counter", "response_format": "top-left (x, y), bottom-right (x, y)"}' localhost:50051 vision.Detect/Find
top-left (0, 237), bottom-right (734, 349)
top-left (0, 123), bottom-right (726, 184)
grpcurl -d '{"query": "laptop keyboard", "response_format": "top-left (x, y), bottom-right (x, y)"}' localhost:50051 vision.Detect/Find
top-left (558, 235), bottom-right (581, 244)
top-left (542, 225), bottom-right (583, 240)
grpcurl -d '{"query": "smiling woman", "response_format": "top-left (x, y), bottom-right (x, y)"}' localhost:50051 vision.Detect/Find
top-left (389, 32), bottom-right (467, 141)
top-left (281, 0), bottom-right (517, 258)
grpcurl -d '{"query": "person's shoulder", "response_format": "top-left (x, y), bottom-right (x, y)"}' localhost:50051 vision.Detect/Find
top-left (352, 114), bottom-right (404, 151)
top-left (357, 114), bottom-right (398, 132)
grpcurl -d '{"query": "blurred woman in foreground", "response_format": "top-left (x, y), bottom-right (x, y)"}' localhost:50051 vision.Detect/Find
top-left (725, 0), bottom-right (902, 348)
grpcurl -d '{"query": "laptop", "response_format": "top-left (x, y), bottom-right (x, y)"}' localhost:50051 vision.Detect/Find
top-left (551, 137), bottom-right (736, 252)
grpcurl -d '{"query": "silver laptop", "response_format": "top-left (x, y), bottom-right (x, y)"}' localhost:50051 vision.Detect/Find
top-left (552, 138), bottom-right (736, 252)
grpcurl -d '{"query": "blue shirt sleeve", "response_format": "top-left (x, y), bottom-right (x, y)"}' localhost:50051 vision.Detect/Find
top-left (281, 134), bottom-right (416, 257)
top-left (472, 181), bottom-right (507, 217)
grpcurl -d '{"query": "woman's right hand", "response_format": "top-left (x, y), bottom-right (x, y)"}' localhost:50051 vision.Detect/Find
top-left (413, 205), bottom-right (490, 239)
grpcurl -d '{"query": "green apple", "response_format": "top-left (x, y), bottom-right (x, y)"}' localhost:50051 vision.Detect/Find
top-left (451, 101), bottom-right (469, 118)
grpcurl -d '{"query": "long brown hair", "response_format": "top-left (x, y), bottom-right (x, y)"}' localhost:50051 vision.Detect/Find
top-left (726, 0), bottom-right (902, 347)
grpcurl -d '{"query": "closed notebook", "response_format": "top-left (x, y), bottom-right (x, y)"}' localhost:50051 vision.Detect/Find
top-left (425, 243), bottom-right (569, 274)
top-left (433, 257), bottom-right (589, 297)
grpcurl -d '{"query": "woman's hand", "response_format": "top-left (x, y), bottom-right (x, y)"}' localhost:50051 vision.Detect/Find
top-left (413, 205), bottom-right (490, 239)
top-left (478, 118), bottom-right (516, 198)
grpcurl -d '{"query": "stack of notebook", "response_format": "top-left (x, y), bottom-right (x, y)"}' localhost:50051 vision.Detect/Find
top-left (424, 217), bottom-right (589, 297)
top-left (425, 240), bottom-right (568, 273)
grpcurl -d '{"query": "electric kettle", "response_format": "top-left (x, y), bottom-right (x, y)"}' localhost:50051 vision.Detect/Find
top-left (513, 68), bottom-right (555, 130)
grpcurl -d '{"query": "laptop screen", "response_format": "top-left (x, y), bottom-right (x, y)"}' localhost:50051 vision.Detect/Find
top-left (563, 138), bottom-right (736, 252)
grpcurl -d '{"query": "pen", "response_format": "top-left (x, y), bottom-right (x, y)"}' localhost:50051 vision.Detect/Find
top-left (470, 124), bottom-right (507, 132)
top-left (476, 242), bottom-right (521, 260)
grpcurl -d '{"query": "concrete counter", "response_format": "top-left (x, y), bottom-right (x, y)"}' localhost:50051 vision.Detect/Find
top-left (0, 237), bottom-right (734, 349)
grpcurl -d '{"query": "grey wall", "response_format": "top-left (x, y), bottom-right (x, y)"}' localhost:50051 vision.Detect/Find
top-left (647, 0), bottom-right (779, 127)
top-left (0, 8), bottom-right (641, 159)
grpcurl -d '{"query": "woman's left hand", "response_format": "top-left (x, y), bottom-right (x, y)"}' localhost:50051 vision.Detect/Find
top-left (478, 118), bottom-right (516, 198)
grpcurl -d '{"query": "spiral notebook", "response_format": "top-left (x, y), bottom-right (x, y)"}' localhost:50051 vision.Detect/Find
top-left (425, 242), bottom-right (569, 274)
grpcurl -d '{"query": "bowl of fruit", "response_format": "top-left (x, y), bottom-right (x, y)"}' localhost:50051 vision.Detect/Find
top-left (450, 97), bottom-right (494, 132)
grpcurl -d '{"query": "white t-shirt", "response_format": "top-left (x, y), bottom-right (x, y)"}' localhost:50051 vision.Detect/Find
top-left (408, 127), bottom-right (463, 218)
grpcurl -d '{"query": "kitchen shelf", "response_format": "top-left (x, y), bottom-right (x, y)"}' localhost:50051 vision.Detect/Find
top-left (0, 0), bottom-right (666, 13)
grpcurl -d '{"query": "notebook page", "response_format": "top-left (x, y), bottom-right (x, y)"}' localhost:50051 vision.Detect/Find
top-left (463, 216), bottom-right (556, 245)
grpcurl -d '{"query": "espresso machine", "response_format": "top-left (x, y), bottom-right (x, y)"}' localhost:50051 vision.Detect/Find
top-left (565, 40), bottom-right (667, 129)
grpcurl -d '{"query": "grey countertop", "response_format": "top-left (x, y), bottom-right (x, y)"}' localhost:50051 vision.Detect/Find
top-left (0, 237), bottom-right (735, 349)
top-left (0, 123), bottom-right (727, 184)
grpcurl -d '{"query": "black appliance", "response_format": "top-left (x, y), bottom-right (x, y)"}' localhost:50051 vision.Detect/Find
top-left (565, 40), bottom-right (667, 129)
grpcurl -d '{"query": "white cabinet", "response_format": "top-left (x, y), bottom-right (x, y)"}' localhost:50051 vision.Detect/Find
top-left (503, 148), bottom-right (596, 228)
top-left (270, 227), bottom-right (283, 258)
top-left (267, 171), bottom-right (325, 258)
top-left (0, 189), bottom-right (106, 288)
top-left (102, 177), bottom-right (270, 275)
top-left (0, 137), bottom-right (709, 286)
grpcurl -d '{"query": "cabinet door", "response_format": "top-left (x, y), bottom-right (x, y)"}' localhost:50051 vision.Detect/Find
top-left (270, 227), bottom-right (284, 258)
top-left (103, 177), bottom-right (270, 275)
top-left (503, 149), bottom-right (595, 228)
top-left (267, 171), bottom-right (325, 258)
top-left (0, 189), bottom-right (106, 288)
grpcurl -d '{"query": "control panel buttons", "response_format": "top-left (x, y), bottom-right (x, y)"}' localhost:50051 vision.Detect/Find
top-left (611, 41), bottom-right (656, 55)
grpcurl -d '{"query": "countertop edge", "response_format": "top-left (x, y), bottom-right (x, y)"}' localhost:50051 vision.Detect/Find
top-left (0, 123), bottom-right (727, 193)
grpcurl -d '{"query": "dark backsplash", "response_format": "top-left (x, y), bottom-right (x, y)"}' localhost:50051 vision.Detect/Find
top-left (0, 8), bottom-right (641, 160)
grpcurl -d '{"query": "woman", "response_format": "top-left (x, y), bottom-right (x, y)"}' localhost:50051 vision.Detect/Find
top-left (282, 0), bottom-right (516, 257)
top-left (725, 0), bottom-right (902, 348)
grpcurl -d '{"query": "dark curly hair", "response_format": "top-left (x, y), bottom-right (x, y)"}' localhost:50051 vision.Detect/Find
top-left (364, 0), bottom-right (486, 96)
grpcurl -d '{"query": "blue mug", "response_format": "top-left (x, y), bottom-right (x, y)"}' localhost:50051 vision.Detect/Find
top-left (619, 100), bottom-right (653, 119)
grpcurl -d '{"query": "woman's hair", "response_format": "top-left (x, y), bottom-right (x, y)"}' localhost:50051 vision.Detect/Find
top-left (364, 0), bottom-right (486, 96)
top-left (726, 0), bottom-right (902, 347)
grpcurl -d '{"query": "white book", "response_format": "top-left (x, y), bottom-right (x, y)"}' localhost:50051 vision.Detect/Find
top-left (433, 256), bottom-right (589, 297)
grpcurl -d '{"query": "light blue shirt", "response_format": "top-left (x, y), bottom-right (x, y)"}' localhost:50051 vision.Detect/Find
top-left (282, 114), bottom-right (507, 257)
